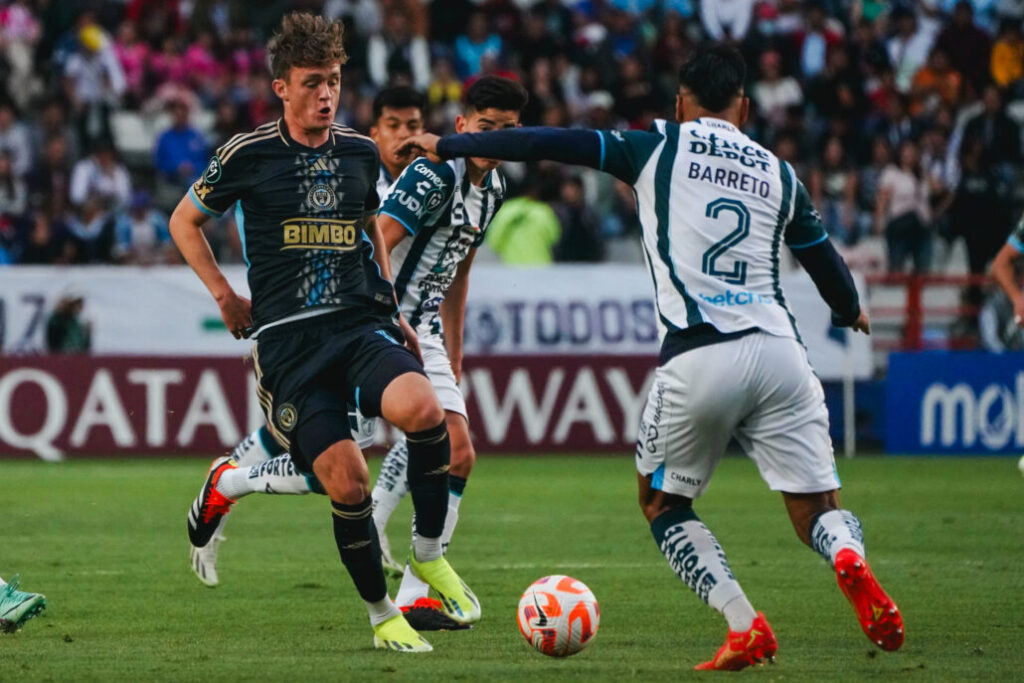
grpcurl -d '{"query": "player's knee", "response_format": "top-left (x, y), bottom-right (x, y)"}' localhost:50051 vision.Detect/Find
top-left (401, 399), bottom-right (446, 433)
top-left (450, 440), bottom-right (476, 476)
top-left (313, 442), bottom-right (370, 504)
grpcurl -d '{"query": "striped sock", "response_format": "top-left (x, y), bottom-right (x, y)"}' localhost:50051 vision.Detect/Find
top-left (651, 507), bottom-right (756, 632)
top-left (810, 509), bottom-right (866, 566)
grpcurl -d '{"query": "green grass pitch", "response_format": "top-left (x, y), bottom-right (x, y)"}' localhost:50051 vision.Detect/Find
top-left (1, 454), bottom-right (1021, 680)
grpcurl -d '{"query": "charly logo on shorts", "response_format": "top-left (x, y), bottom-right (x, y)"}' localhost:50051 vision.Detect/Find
top-left (277, 403), bottom-right (298, 432)
top-left (204, 155), bottom-right (222, 184)
top-left (307, 183), bottom-right (337, 210)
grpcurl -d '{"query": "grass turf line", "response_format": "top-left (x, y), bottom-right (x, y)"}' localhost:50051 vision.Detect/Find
top-left (0, 455), bottom-right (1021, 680)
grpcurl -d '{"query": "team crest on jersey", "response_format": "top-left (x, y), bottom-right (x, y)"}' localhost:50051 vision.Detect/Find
top-left (277, 403), bottom-right (298, 432)
top-left (307, 183), bottom-right (337, 210)
top-left (424, 188), bottom-right (444, 213)
top-left (204, 156), bottom-right (222, 184)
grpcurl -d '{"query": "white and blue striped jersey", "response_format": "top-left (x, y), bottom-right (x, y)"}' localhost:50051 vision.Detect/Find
top-left (598, 118), bottom-right (827, 344)
top-left (378, 157), bottom-right (505, 337)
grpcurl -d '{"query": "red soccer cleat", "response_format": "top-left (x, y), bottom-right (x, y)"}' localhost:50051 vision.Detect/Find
top-left (835, 548), bottom-right (904, 651)
top-left (399, 597), bottom-right (470, 631)
top-left (187, 457), bottom-right (237, 548)
top-left (695, 612), bottom-right (778, 671)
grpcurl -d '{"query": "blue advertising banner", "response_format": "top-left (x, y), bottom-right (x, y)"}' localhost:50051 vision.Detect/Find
top-left (886, 352), bottom-right (1024, 454)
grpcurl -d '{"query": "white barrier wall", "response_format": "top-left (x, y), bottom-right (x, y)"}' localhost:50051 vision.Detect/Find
top-left (0, 265), bottom-right (871, 379)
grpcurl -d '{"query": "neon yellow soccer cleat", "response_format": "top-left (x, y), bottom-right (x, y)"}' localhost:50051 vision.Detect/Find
top-left (372, 614), bottom-right (433, 652)
top-left (408, 553), bottom-right (480, 625)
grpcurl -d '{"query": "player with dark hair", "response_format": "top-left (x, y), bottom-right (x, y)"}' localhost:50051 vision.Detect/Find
top-left (186, 85), bottom-right (428, 586)
top-left (170, 13), bottom-right (476, 652)
top-left (401, 44), bottom-right (903, 669)
top-left (370, 74), bottom-right (527, 625)
top-left (990, 213), bottom-right (1024, 329)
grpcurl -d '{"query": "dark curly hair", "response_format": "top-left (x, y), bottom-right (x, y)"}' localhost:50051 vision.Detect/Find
top-left (267, 12), bottom-right (348, 80)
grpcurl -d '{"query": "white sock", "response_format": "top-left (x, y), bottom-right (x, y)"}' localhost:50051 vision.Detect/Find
top-left (653, 513), bottom-right (757, 632)
top-left (413, 535), bottom-right (442, 562)
top-left (228, 427), bottom-right (281, 467)
top-left (810, 509), bottom-right (866, 566)
top-left (440, 492), bottom-right (461, 554)
top-left (371, 440), bottom-right (410, 535)
top-left (216, 454), bottom-right (313, 499)
top-left (396, 487), bottom-right (465, 607)
top-left (365, 596), bottom-right (402, 627)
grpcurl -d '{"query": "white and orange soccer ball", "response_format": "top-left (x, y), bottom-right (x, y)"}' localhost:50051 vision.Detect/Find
top-left (516, 575), bottom-right (600, 657)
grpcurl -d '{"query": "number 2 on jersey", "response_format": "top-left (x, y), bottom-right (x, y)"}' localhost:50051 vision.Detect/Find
top-left (701, 198), bottom-right (750, 285)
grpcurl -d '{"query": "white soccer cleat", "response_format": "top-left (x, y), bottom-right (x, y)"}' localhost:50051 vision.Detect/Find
top-left (190, 533), bottom-right (224, 587)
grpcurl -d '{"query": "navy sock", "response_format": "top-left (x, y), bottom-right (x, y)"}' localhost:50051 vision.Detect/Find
top-left (449, 474), bottom-right (467, 497)
top-left (405, 422), bottom-right (450, 539)
top-left (330, 497), bottom-right (386, 602)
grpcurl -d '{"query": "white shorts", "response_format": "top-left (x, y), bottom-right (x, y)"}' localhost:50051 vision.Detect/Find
top-left (419, 334), bottom-right (467, 418)
top-left (635, 332), bottom-right (839, 498)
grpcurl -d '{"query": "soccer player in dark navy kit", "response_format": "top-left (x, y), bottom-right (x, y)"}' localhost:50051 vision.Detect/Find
top-left (169, 13), bottom-right (477, 652)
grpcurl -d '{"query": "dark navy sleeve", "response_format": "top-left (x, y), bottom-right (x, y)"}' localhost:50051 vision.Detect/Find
top-left (187, 147), bottom-right (249, 217)
top-left (596, 129), bottom-right (664, 184)
top-left (378, 157), bottom-right (456, 234)
top-left (792, 240), bottom-right (862, 327)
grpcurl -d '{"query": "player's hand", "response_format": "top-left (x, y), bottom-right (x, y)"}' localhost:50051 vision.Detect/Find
top-left (1013, 297), bottom-right (1024, 327)
top-left (217, 292), bottom-right (253, 339)
top-left (399, 133), bottom-right (442, 162)
top-left (397, 315), bottom-right (423, 363)
top-left (851, 310), bottom-right (871, 335)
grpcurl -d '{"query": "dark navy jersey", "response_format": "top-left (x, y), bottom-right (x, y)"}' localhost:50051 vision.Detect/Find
top-left (188, 119), bottom-right (394, 329)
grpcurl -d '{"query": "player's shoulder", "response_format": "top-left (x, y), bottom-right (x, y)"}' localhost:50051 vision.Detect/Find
top-left (403, 156), bottom-right (458, 189)
top-left (214, 120), bottom-right (281, 165)
top-left (331, 123), bottom-right (379, 155)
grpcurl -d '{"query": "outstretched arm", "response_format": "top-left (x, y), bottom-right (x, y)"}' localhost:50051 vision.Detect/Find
top-left (401, 127), bottom-right (662, 185)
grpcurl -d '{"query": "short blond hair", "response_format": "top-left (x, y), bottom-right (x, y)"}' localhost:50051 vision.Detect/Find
top-left (267, 12), bottom-right (348, 80)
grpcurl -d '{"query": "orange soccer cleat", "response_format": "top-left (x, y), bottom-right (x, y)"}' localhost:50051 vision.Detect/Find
top-left (695, 612), bottom-right (778, 671)
top-left (835, 548), bottom-right (904, 651)
top-left (399, 597), bottom-right (471, 632)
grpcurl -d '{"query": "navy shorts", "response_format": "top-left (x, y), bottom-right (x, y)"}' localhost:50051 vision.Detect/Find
top-left (252, 310), bottom-right (425, 473)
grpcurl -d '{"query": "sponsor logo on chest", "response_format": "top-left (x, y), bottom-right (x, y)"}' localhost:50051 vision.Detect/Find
top-left (281, 218), bottom-right (360, 251)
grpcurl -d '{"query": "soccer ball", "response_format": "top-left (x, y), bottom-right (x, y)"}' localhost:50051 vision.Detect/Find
top-left (516, 575), bottom-right (600, 657)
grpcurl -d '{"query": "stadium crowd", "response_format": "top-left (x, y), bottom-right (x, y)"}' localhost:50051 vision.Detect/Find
top-left (0, 0), bottom-right (1022, 286)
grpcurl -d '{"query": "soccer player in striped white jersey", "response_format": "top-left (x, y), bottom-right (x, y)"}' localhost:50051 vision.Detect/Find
top-left (401, 45), bottom-right (904, 668)
top-left (370, 76), bottom-right (524, 626)
top-left (187, 86), bottom-right (426, 587)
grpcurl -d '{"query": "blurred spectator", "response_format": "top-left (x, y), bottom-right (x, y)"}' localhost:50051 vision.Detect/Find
top-left (114, 191), bottom-right (170, 264)
top-left (990, 18), bottom-right (1024, 88)
top-left (148, 36), bottom-right (186, 88)
top-left (962, 84), bottom-right (1021, 168)
top-left (184, 30), bottom-right (226, 103)
top-left (944, 136), bottom-right (1009, 277)
top-left (910, 47), bottom-right (962, 116)
top-left (367, 10), bottom-right (430, 91)
top-left (887, 7), bottom-right (935, 94)
top-left (455, 12), bottom-right (502, 80)
top-left (154, 97), bottom-right (208, 210)
top-left (0, 0), bottom-right (42, 109)
top-left (63, 23), bottom-right (125, 148)
top-left (699, 0), bottom-right (755, 43)
top-left (753, 53), bottom-right (800, 129)
top-left (809, 137), bottom-right (859, 245)
top-left (28, 99), bottom-right (79, 164)
top-left (427, 57), bottom-right (462, 124)
top-left (27, 135), bottom-right (71, 214)
top-left (796, 3), bottom-right (844, 81)
top-left (935, 1), bottom-right (993, 98)
top-left (211, 97), bottom-right (247, 144)
top-left (876, 140), bottom-right (933, 273)
top-left (46, 291), bottom-right (91, 353)
top-left (0, 100), bottom-right (31, 177)
top-left (18, 211), bottom-right (74, 264)
top-left (553, 176), bottom-right (604, 263)
top-left (857, 136), bottom-right (893, 236)
top-left (70, 138), bottom-right (130, 215)
top-left (113, 20), bottom-right (149, 108)
top-left (486, 175), bottom-right (560, 265)
top-left (0, 150), bottom-right (27, 218)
